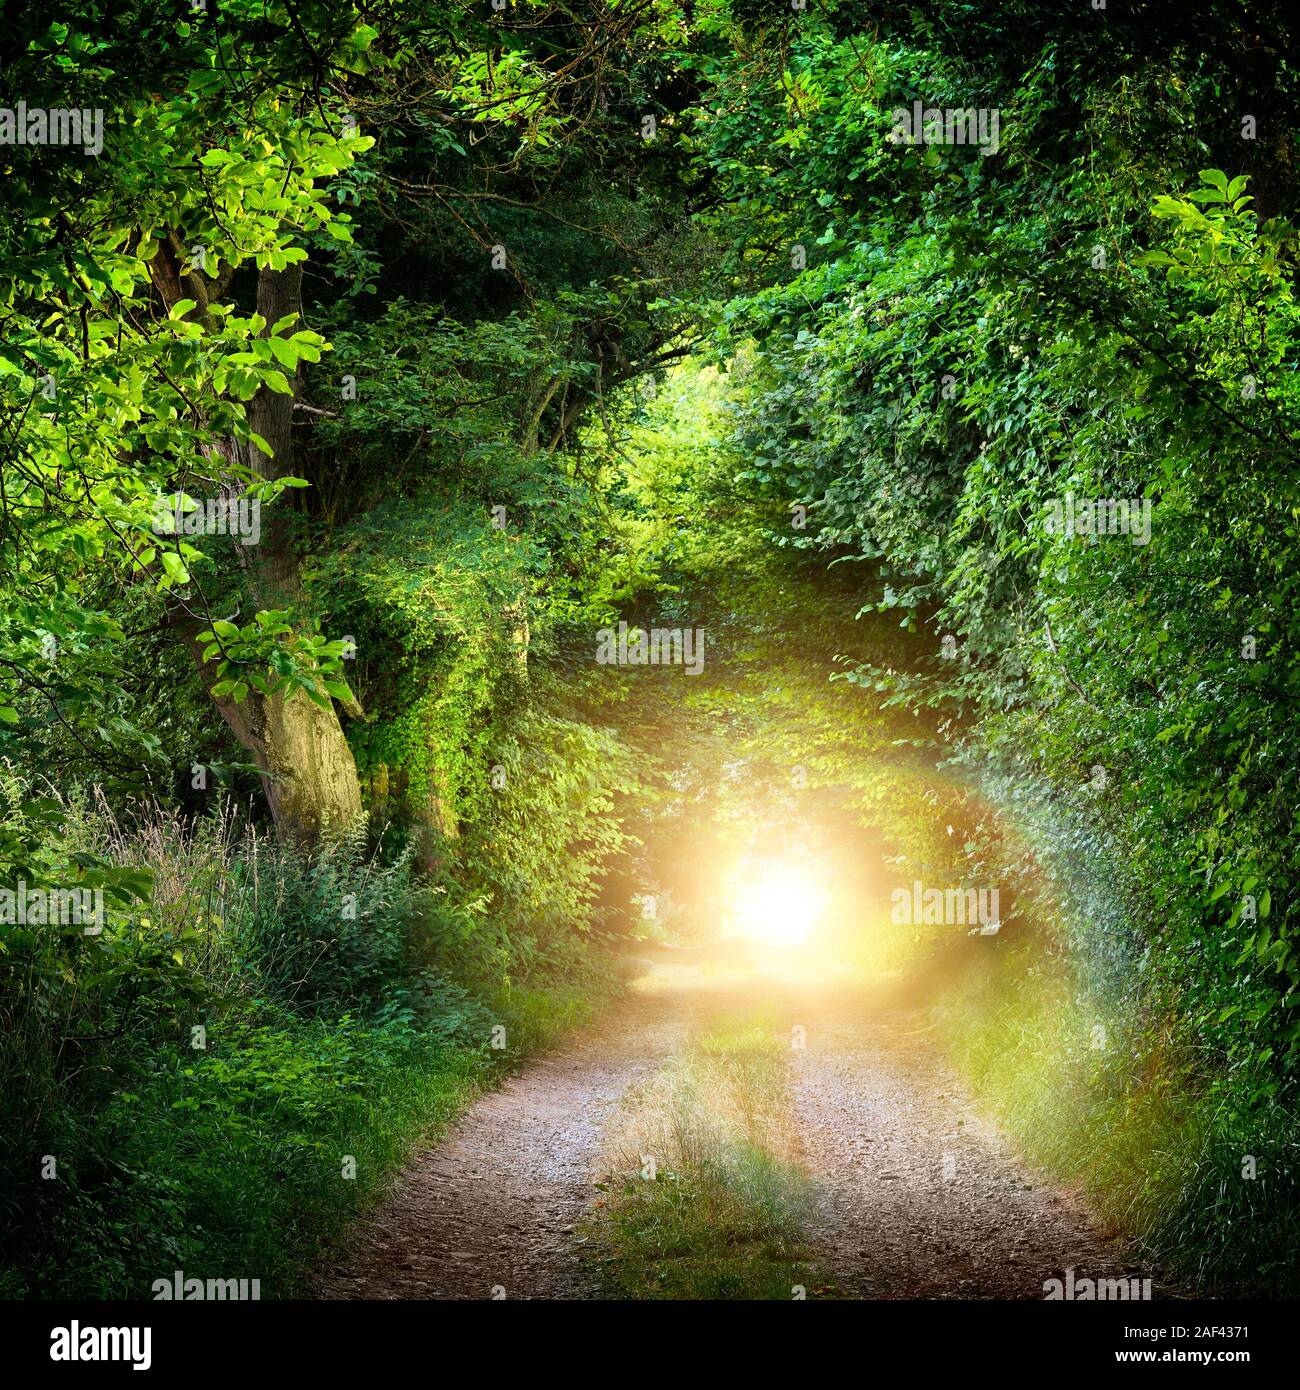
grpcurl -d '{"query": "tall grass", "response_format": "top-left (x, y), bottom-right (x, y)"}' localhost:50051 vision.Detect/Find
top-left (933, 938), bottom-right (1300, 1295)
top-left (0, 793), bottom-right (612, 1298)
top-left (588, 1017), bottom-right (835, 1300)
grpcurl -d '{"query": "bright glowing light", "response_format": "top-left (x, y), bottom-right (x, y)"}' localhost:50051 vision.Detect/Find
top-left (732, 863), bottom-right (826, 947)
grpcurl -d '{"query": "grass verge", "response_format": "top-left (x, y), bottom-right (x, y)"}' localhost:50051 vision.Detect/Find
top-left (1, 972), bottom-right (618, 1300)
top-left (933, 942), bottom-right (1300, 1296)
top-left (585, 1013), bottom-right (839, 1300)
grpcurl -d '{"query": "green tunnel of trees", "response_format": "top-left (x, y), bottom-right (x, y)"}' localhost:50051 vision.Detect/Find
top-left (1, 0), bottom-right (1298, 1297)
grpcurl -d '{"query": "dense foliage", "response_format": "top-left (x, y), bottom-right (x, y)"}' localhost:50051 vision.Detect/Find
top-left (2, 0), bottom-right (1298, 1296)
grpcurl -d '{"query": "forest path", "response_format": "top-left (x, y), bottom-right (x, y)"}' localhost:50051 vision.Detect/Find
top-left (782, 980), bottom-right (1145, 1297)
top-left (322, 960), bottom-right (1140, 1300)
top-left (319, 968), bottom-right (703, 1299)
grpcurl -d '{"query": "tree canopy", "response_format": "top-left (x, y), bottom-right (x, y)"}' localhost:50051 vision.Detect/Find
top-left (3, 0), bottom-right (1300, 1301)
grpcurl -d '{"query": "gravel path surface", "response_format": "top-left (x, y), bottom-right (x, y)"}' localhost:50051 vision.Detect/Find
top-left (323, 962), bottom-right (1150, 1300)
top-left (321, 977), bottom-right (691, 1300)
top-left (788, 1005), bottom-right (1143, 1297)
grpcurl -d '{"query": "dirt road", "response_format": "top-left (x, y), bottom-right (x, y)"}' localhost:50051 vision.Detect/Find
top-left (323, 961), bottom-right (1145, 1300)
top-left (787, 1001), bottom-right (1142, 1298)
top-left (321, 974), bottom-right (698, 1300)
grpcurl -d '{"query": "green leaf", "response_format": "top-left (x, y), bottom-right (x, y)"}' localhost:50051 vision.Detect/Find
top-left (159, 552), bottom-right (189, 586)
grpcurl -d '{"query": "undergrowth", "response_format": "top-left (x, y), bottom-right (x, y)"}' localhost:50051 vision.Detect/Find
top-left (0, 794), bottom-right (618, 1299)
top-left (586, 1016), bottom-right (839, 1300)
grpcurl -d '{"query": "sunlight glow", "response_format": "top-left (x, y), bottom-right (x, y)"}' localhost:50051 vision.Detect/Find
top-left (732, 863), bottom-right (827, 947)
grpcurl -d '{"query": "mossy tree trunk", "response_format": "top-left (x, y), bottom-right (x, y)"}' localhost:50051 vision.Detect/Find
top-left (151, 242), bottom-right (362, 843)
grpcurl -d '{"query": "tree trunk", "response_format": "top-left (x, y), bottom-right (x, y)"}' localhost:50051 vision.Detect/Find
top-left (151, 240), bottom-right (362, 843)
top-left (414, 755), bottom-right (459, 877)
top-left (197, 645), bottom-right (363, 843)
